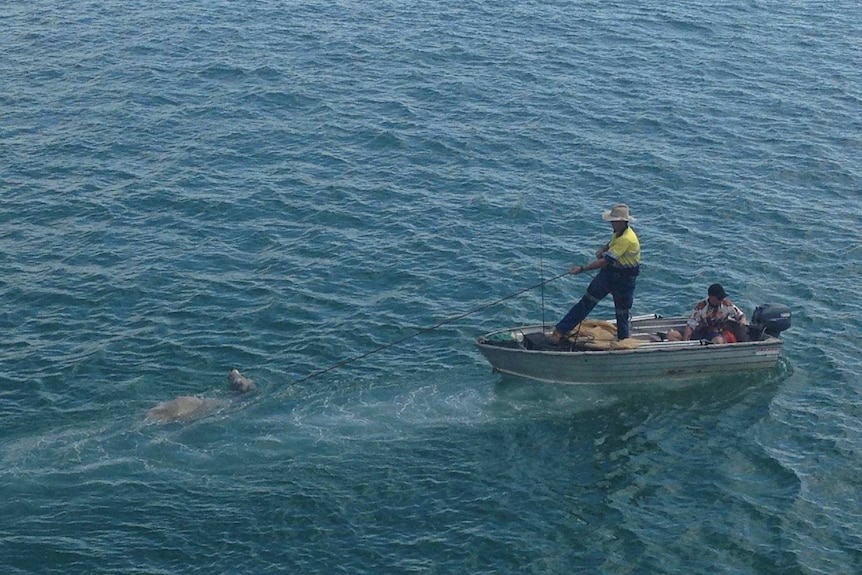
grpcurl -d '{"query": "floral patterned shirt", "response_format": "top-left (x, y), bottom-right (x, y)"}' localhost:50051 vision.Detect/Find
top-left (686, 298), bottom-right (747, 331)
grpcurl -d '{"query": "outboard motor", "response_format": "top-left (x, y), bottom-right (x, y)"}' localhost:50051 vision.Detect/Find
top-left (749, 303), bottom-right (792, 340)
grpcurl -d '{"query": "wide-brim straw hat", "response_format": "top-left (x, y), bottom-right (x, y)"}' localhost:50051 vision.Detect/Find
top-left (601, 203), bottom-right (636, 222)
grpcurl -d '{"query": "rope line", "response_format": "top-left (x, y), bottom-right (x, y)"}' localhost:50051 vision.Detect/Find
top-left (290, 270), bottom-right (572, 386)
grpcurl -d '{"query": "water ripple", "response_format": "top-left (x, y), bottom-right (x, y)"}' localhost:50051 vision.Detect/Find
top-left (2, 0), bottom-right (861, 573)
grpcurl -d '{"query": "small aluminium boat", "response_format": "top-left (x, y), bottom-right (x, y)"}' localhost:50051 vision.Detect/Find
top-left (476, 303), bottom-right (792, 384)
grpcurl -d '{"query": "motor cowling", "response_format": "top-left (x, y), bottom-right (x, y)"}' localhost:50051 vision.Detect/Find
top-left (750, 303), bottom-right (792, 339)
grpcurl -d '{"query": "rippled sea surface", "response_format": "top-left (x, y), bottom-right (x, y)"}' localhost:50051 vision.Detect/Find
top-left (2, 1), bottom-right (861, 573)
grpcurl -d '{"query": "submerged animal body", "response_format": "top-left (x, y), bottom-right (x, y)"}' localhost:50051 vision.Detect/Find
top-left (146, 369), bottom-right (255, 424)
top-left (146, 396), bottom-right (226, 423)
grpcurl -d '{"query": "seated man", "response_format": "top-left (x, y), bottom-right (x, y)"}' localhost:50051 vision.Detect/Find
top-left (667, 283), bottom-right (749, 344)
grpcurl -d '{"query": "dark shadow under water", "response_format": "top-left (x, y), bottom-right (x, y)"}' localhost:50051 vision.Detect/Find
top-left (489, 357), bottom-right (793, 421)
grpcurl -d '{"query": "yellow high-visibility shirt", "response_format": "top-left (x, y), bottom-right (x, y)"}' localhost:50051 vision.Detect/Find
top-left (605, 226), bottom-right (640, 269)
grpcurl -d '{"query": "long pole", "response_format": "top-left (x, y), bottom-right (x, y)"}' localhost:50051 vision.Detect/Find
top-left (540, 223), bottom-right (546, 327)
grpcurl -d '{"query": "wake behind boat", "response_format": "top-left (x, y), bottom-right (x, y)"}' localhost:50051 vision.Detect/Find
top-left (476, 304), bottom-right (791, 384)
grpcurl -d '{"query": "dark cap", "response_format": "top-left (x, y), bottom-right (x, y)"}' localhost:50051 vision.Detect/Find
top-left (708, 283), bottom-right (727, 299)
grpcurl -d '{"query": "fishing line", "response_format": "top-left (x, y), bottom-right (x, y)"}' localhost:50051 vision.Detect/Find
top-left (290, 270), bottom-right (573, 386)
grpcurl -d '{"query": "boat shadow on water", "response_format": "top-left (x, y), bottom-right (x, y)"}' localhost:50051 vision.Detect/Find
top-left (489, 357), bottom-right (794, 419)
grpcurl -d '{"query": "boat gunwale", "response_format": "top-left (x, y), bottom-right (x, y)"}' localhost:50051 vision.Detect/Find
top-left (476, 323), bottom-right (784, 356)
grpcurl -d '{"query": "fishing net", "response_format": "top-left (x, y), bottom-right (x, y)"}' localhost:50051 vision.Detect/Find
top-left (565, 320), bottom-right (642, 350)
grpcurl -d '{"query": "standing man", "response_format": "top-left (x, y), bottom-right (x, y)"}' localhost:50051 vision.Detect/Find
top-left (549, 203), bottom-right (641, 343)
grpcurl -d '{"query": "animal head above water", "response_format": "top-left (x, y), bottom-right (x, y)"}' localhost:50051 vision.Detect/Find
top-left (228, 369), bottom-right (256, 394)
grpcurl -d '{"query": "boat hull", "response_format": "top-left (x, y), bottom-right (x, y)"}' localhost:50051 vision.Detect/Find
top-left (476, 320), bottom-right (784, 385)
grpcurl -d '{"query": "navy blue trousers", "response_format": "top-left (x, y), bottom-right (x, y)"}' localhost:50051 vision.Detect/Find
top-left (556, 267), bottom-right (637, 339)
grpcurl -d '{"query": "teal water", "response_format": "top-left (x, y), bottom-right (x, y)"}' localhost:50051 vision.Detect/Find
top-left (2, 1), bottom-right (861, 573)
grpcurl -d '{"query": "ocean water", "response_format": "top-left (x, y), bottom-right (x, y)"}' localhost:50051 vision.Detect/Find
top-left (1, 1), bottom-right (860, 573)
